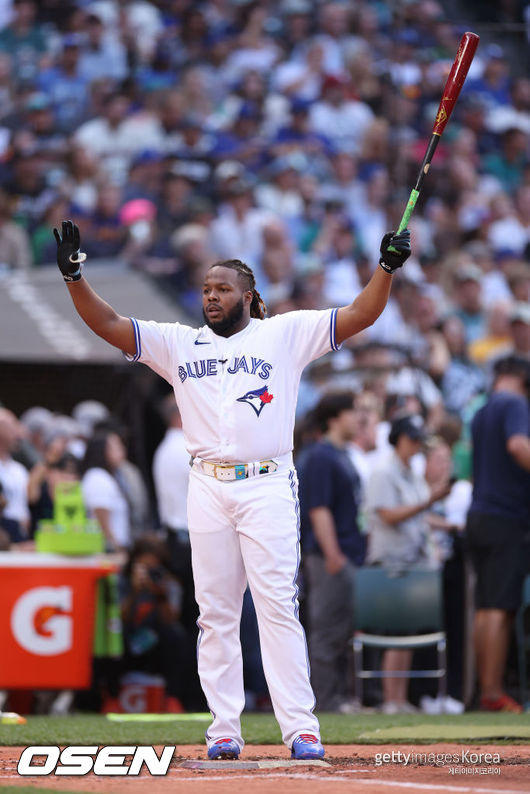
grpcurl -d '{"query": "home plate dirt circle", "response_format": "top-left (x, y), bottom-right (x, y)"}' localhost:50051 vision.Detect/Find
top-left (1, 744), bottom-right (529, 793)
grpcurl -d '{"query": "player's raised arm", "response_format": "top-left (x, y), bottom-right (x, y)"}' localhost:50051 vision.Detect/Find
top-left (54, 220), bottom-right (136, 356)
top-left (334, 229), bottom-right (411, 345)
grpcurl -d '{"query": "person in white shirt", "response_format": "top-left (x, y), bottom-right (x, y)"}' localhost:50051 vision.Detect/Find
top-left (153, 395), bottom-right (197, 632)
top-left (309, 75), bottom-right (374, 156)
top-left (0, 408), bottom-right (30, 543)
top-left (81, 430), bottom-right (131, 551)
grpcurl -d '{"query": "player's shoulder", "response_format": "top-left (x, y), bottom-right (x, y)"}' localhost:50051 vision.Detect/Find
top-left (136, 318), bottom-right (199, 340)
top-left (262, 308), bottom-right (331, 327)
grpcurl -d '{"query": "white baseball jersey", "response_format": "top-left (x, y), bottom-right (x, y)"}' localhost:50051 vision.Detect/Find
top-left (126, 308), bottom-right (341, 462)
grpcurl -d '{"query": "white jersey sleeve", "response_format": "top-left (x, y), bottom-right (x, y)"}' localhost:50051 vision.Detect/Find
top-left (124, 317), bottom-right (189, 384)
top-left (268, 308), bottom-right (341, 371)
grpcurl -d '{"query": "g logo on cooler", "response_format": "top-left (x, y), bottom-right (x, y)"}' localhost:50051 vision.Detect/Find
top-left (11, 586), bottom-right (73, 655)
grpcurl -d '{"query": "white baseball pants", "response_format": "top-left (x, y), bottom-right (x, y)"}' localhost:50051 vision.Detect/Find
top-left (187, 463), bottom-right (320, 750)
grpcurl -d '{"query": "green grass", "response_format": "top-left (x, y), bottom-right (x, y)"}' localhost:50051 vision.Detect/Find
top-left (0, 789), bottom-right (80, 794)
top-left (0, 712), bottom-right (529, 747)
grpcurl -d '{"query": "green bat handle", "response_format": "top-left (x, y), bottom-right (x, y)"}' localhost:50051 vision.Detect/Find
top-left (387, 188), bottom-right (419, 253)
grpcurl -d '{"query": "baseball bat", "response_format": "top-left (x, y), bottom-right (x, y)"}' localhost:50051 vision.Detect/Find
top-left (390, 31), bottom-right (480, 243)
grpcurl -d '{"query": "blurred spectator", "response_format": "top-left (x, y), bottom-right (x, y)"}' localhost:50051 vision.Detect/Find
top-left (484, 128), bottom-right (529, 194)
top-left (209, 177), bottom-right (274, 275)
top-left (223, 3), bottom-right (280, 84)
top-left (309, 74), bottom-right (374, 155)
top-left (0, 188), bottom-right (32, 270)
top-left (169, 222), bottom-right (211, 316)
top-left (486, 76), bottom-right (530, 137)
top-left (488, 184), bottom-right (530, 257)
top-left (80, 431), bottom-right (131, 551)
top-left (465, 44), bottom-right (511, 109)
top-left (314, 0), bottom-right (354, 73)
top-left (73, 92), bottom-right (135, 186)
top-left (450, 263), bottom-right (486, 344)
top-left (412, 286), bottom-right (450, 380)
top-left (0, 51), bottom-right (14, 123)
top-left (20, 91), bottom-right (68, 163)
top-left (365, 413), bottom-right (451, 714)
top-left (464, 240), bottom-right (512, 308)
top-left (72, 399), bottom-right (110, 439)
top-left (119, 534), bottom-right (196, 713)
top-left (298, 390), bottom-right (365, 712)
top-left (506, 261), bottom-right (530, 303)
top-left (152, 396), bottom-right (196, 633)
top-left (348, 392), bottom-right (381, 494)
top-left (4, 149), bottom-right (55, 234)
top-left (0, 408), bottom-right (30, 543)
top-left (0, 0), bottom-right (49, 87)
top-left (255, 154), bottom-right (305, 219)
top-left (27, 438), bottom-right (79, 535)
top-left (273, 40), bottom-right (326, 102)
top-left (441, 314), bottom-right (486, 418)
top-left (37, 34), bottom-right (90, 133)
top-left (424, 436), bottom-right (470, 706)
top-left (19, 405), bottom-right (54, 463)
top-left (78, 12), bottom-right (128, 83)
top-left (83, 183), bottom-right (127, 259)
top-left (466, 355), bottom-right (530, 713)
top-left (501, 302), bottom-right (530, 360)
top-left (469, 301), bottom-right (512, 365)
top-left (92, 417), bottom-right (150, 541)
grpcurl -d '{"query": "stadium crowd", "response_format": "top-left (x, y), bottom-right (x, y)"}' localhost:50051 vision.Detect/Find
top-left (0, 0), bottom-right (529, 716)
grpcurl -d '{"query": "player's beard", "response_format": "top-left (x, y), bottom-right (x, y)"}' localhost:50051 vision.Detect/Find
top-left (203, 296), bottom-right (245, 336)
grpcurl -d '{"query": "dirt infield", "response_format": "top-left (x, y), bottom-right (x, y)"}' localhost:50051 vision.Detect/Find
top-left (1, 744), bottom-right (529, 793)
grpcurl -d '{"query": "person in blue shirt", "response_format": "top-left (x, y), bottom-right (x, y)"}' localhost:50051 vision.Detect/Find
top-left (298, 390), bottom-right (365, 712)
top-left (467, 355), bottom-right (530, 713)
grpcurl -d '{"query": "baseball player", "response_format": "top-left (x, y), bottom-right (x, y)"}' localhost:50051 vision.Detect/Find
top-left (53, 220), bottom-right (411, 760)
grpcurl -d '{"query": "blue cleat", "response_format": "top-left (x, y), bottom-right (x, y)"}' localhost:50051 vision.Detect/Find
top-left (291, 733), bottom-right (325, 760)
top-left (207, 738), bottom-right (240, 760)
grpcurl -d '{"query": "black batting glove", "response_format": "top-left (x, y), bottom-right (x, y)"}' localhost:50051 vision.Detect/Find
top-left (53, 220), bottom-right (86, 282)
top-left (379, 229), bottom-right (411, 274)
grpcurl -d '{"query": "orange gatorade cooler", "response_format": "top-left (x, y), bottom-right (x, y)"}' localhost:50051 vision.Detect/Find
top-left (0, 552), bottom-right (116, 689)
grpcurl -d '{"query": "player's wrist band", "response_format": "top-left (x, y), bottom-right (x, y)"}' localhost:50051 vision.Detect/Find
top-left (63, 264), bottom-right (83, 282)
top-left (64, 251), bottom-right (87, 282)
top-left (378, 259), bottom-right (395, 274)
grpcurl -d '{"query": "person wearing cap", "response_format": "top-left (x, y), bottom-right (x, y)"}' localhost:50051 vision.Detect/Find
top-left (365, 413), bottom-right (451, 714)
top-left (466, 355), bottom-right (530, 713)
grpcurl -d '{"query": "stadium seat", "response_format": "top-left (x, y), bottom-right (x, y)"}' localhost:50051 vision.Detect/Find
top-left (352, 567), bottom-right (447, 705)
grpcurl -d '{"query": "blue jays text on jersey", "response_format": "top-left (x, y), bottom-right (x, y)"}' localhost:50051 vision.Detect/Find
top-left (178, 355), bottom-right (273, 383)
top-left (125, 309), bottom-right (340, 462)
